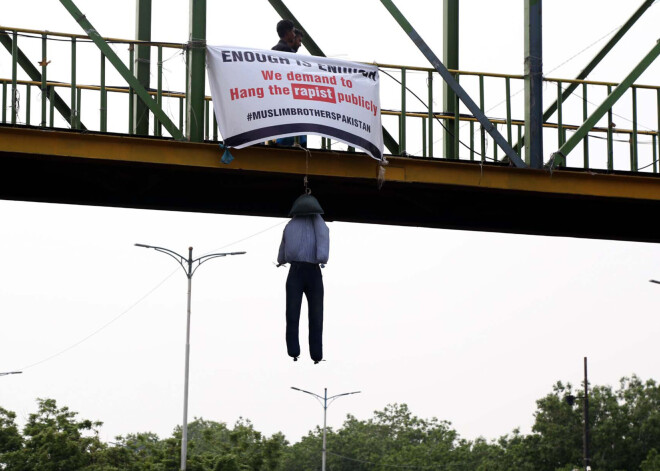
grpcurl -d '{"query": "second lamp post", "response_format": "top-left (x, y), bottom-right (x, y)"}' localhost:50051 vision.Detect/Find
top-left (136, 243), bottom-right (245, 471)
top-left (291, 386), bottom-right (361, 471)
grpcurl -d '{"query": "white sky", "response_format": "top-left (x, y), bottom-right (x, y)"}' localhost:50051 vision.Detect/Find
top-left (1, 0), bottom-right (660, 445)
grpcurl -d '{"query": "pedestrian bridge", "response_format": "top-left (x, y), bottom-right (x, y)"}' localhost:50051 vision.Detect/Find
top-left (1, 20), bottom-right (660, 242)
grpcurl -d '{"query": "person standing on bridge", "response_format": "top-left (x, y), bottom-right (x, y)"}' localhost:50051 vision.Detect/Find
top-left (277, 193), bottom-right (329, 364)
top-left (272, 19), bottom-right (296, 52)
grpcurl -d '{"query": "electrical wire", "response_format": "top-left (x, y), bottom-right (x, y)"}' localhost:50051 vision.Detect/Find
top-left (14, 219), bottom-right (287, 372)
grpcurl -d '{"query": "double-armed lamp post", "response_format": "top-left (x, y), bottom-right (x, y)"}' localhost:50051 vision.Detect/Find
top-left (291, 387), bottom-right (361, 471)
top-left (135, 243), bottom-right (245, 471)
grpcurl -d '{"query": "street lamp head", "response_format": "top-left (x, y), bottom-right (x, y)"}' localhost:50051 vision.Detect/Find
top-left (230, 251), bottom-right (247, 256)
top-left (135, 243), bottom-right (152, 249)
top-left (565, 394), bottom-right (576, 406)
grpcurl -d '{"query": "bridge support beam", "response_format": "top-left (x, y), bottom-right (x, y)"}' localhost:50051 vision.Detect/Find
top-left (186, 0), bottom-right (206, 142)
top-left (0, 31), bottom-right (84, 129)
top-left (524, 0), bottom-right (543, 168)
top-left (514, 0), bottom-right (655, 155)
top-left (380, 0), bottom-right (526, 168)
top-left (552, 39), bottom-right (660, 164)
top-left (59, 0), bottom-right (184, 140)
top-left (134, 0), bottom-right (152, 135)
top-left (443, 0), bottom-right (458, 159)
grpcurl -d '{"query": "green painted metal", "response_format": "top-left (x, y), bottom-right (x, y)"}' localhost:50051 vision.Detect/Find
top-left (59, 0), bottom-right (184, 139)
top-left (582, 83), bottom-right (589, 168)
top-left (524, 0), bottom-right (543, 168)
top-left (76, 87), bottom-right (82, 129)
top-left (267, 0), bottom-right (400, 156)
top-left (128, 45), bottom-right (134, 134)
top-left (553, 39), bottom-right (660, 163)
top-left (422, 117), bottom-right (427, 157)
top-left (443, 0), bottom-right (458, 159)
top-left (557, 82), bottom-right (563, 148)
top-left (427, 71), bottom-right (433, 157)
top-left (515, 0), bottom-right (653, 157)
top-left (186, 0), bottom-right (206, 142)
top-left (49, 86), bottom-right (54, 127)
top-left (71, 37), bottom-right (76, 129)
top-left (545, 0), bottom-right (654, 124)
top-left (267, 0), bottom-right (325, 57)
top-left (0, 31), bottom-right (82, 129)
top-left (479, 75), bottom-right (486, 162)
top-left (179, 96), bottom-right (184, 131)
top-left (469, 121), bottom-right (474, 160)
top-left (607, 85), bottom-right (613, 170)
top-left (41, 34), bottom-right (47, 126)
top-left (632, 87), bottom-right (638, 170)
top-left (134, 0), bottom-right (152, 135)
top-left (453, 81), bottom-right (459, 158)
top-left (205, 100), bottom-right (210, 140)
top-left (26, 84), bottom-right (31, 124)
top-left (11, 31), bottom-right (17, 125)
top-left (653, 133), bottom-right (657, 173)
top-left (400, 67), bottom-right (407, 153)
top-left (213, 112), bottom-right (217, 141)
top-left (2, 82), bottom-right (6, 122)
top-left (379, 0), bottom-right (526, 167)
top-left (156, 46), bottom-right (162, 137)
top-left (505, 76), bottom-right (512, 145)
top-left (100, 53), bottom-right (107, 132)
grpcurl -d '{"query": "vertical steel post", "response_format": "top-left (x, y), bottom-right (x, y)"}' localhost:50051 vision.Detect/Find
top-left (129, 45), bottom-right (134, 134)
top-left (524, 0), bottom-right (543, 168)
top-left (443, 0), bottom-right (458, 159)
top-left (11, 31), bottom-right (18, 125)
top-left (2, 82), bottom-right (6, 123)
top-left (187, 0), bottom-right (206, 142)
top-left (583, 357), bottom-right (590, 471)
top-left (607, 85), bottom-right (614, 170)
top-left (49, 86), bottom-right (54, 127)
top-left (135, 0), bottom-right (152, 135)
top-left (71, 37), bottom-right (77, 129)
top-left (582, 83), bottom-right (589, 168)
top-left (181, 248), bottom-right (193, 471)
top-left (26, 85), bottom-right (31, 125)
top-left (100, 53), bottom-right (107, 132)
top-left (400, 67), bottom-right (406, 154)
top-left (479, 75), bottom-right (486, 162)
top-left (557, 82), bottom-right (564, 147)
top-left (322, 388), bottom-right (327, 471)
top-left (632, 87), bottom-right (638, 170)
top-left (427, 71), bottom-right (433, 157)
top-left (505, 76), bottom-right (512, 145)
top-left (156, 46), bottom-right (163, 136)
top-left (41, 34), bottom-right (47, 126)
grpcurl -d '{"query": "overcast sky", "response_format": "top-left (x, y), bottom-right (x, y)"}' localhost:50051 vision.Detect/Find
top-left (2, 0), bottom-right (660, 445)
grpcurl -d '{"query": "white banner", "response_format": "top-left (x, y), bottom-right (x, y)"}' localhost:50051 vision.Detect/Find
top-left (206, 46), bottom-right (384, 160)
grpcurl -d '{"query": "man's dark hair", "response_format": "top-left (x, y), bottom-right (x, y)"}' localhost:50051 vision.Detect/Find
top-left (276, 20), bottom-right (295, 38)
top-left (294, 28), bottom-right (304, 38)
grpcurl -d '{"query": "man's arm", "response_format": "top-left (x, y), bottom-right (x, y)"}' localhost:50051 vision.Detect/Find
top-left (313, 215), bottom-right (330, 264)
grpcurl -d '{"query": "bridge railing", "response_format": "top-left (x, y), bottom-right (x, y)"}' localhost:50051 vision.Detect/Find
top-left (1, 25), bottom-right (659, 174)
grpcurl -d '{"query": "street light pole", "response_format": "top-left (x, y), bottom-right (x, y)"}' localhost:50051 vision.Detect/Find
top-left (135, 243), bottom-right (245, 471)
top-left (0, 371), bottom-right (22, 377)
top-left (291, 386), bottom-right (361, 471)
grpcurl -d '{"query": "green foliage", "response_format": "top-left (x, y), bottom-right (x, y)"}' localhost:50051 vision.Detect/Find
top-left (2, 376), bottom-right (660, 470)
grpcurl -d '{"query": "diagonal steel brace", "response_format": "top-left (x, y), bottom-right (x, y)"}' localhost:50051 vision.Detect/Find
top-left (0, 31), bottom-right (86, 130)
top-left (59, 0), bottom-right (184, 140)
top-left (551, 38), bottom-right (660, 166)
top-left (267, 0), bottom-right (401, 156)
top-left (380, 0), bottom-right (527, 168)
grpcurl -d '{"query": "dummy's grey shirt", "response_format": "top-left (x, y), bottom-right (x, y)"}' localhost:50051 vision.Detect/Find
top-left (277, 215), bottom-right (329, 264)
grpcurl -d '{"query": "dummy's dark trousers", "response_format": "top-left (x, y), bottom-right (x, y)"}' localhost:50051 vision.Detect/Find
top-left (286, 262), bottom-right (324, 361)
